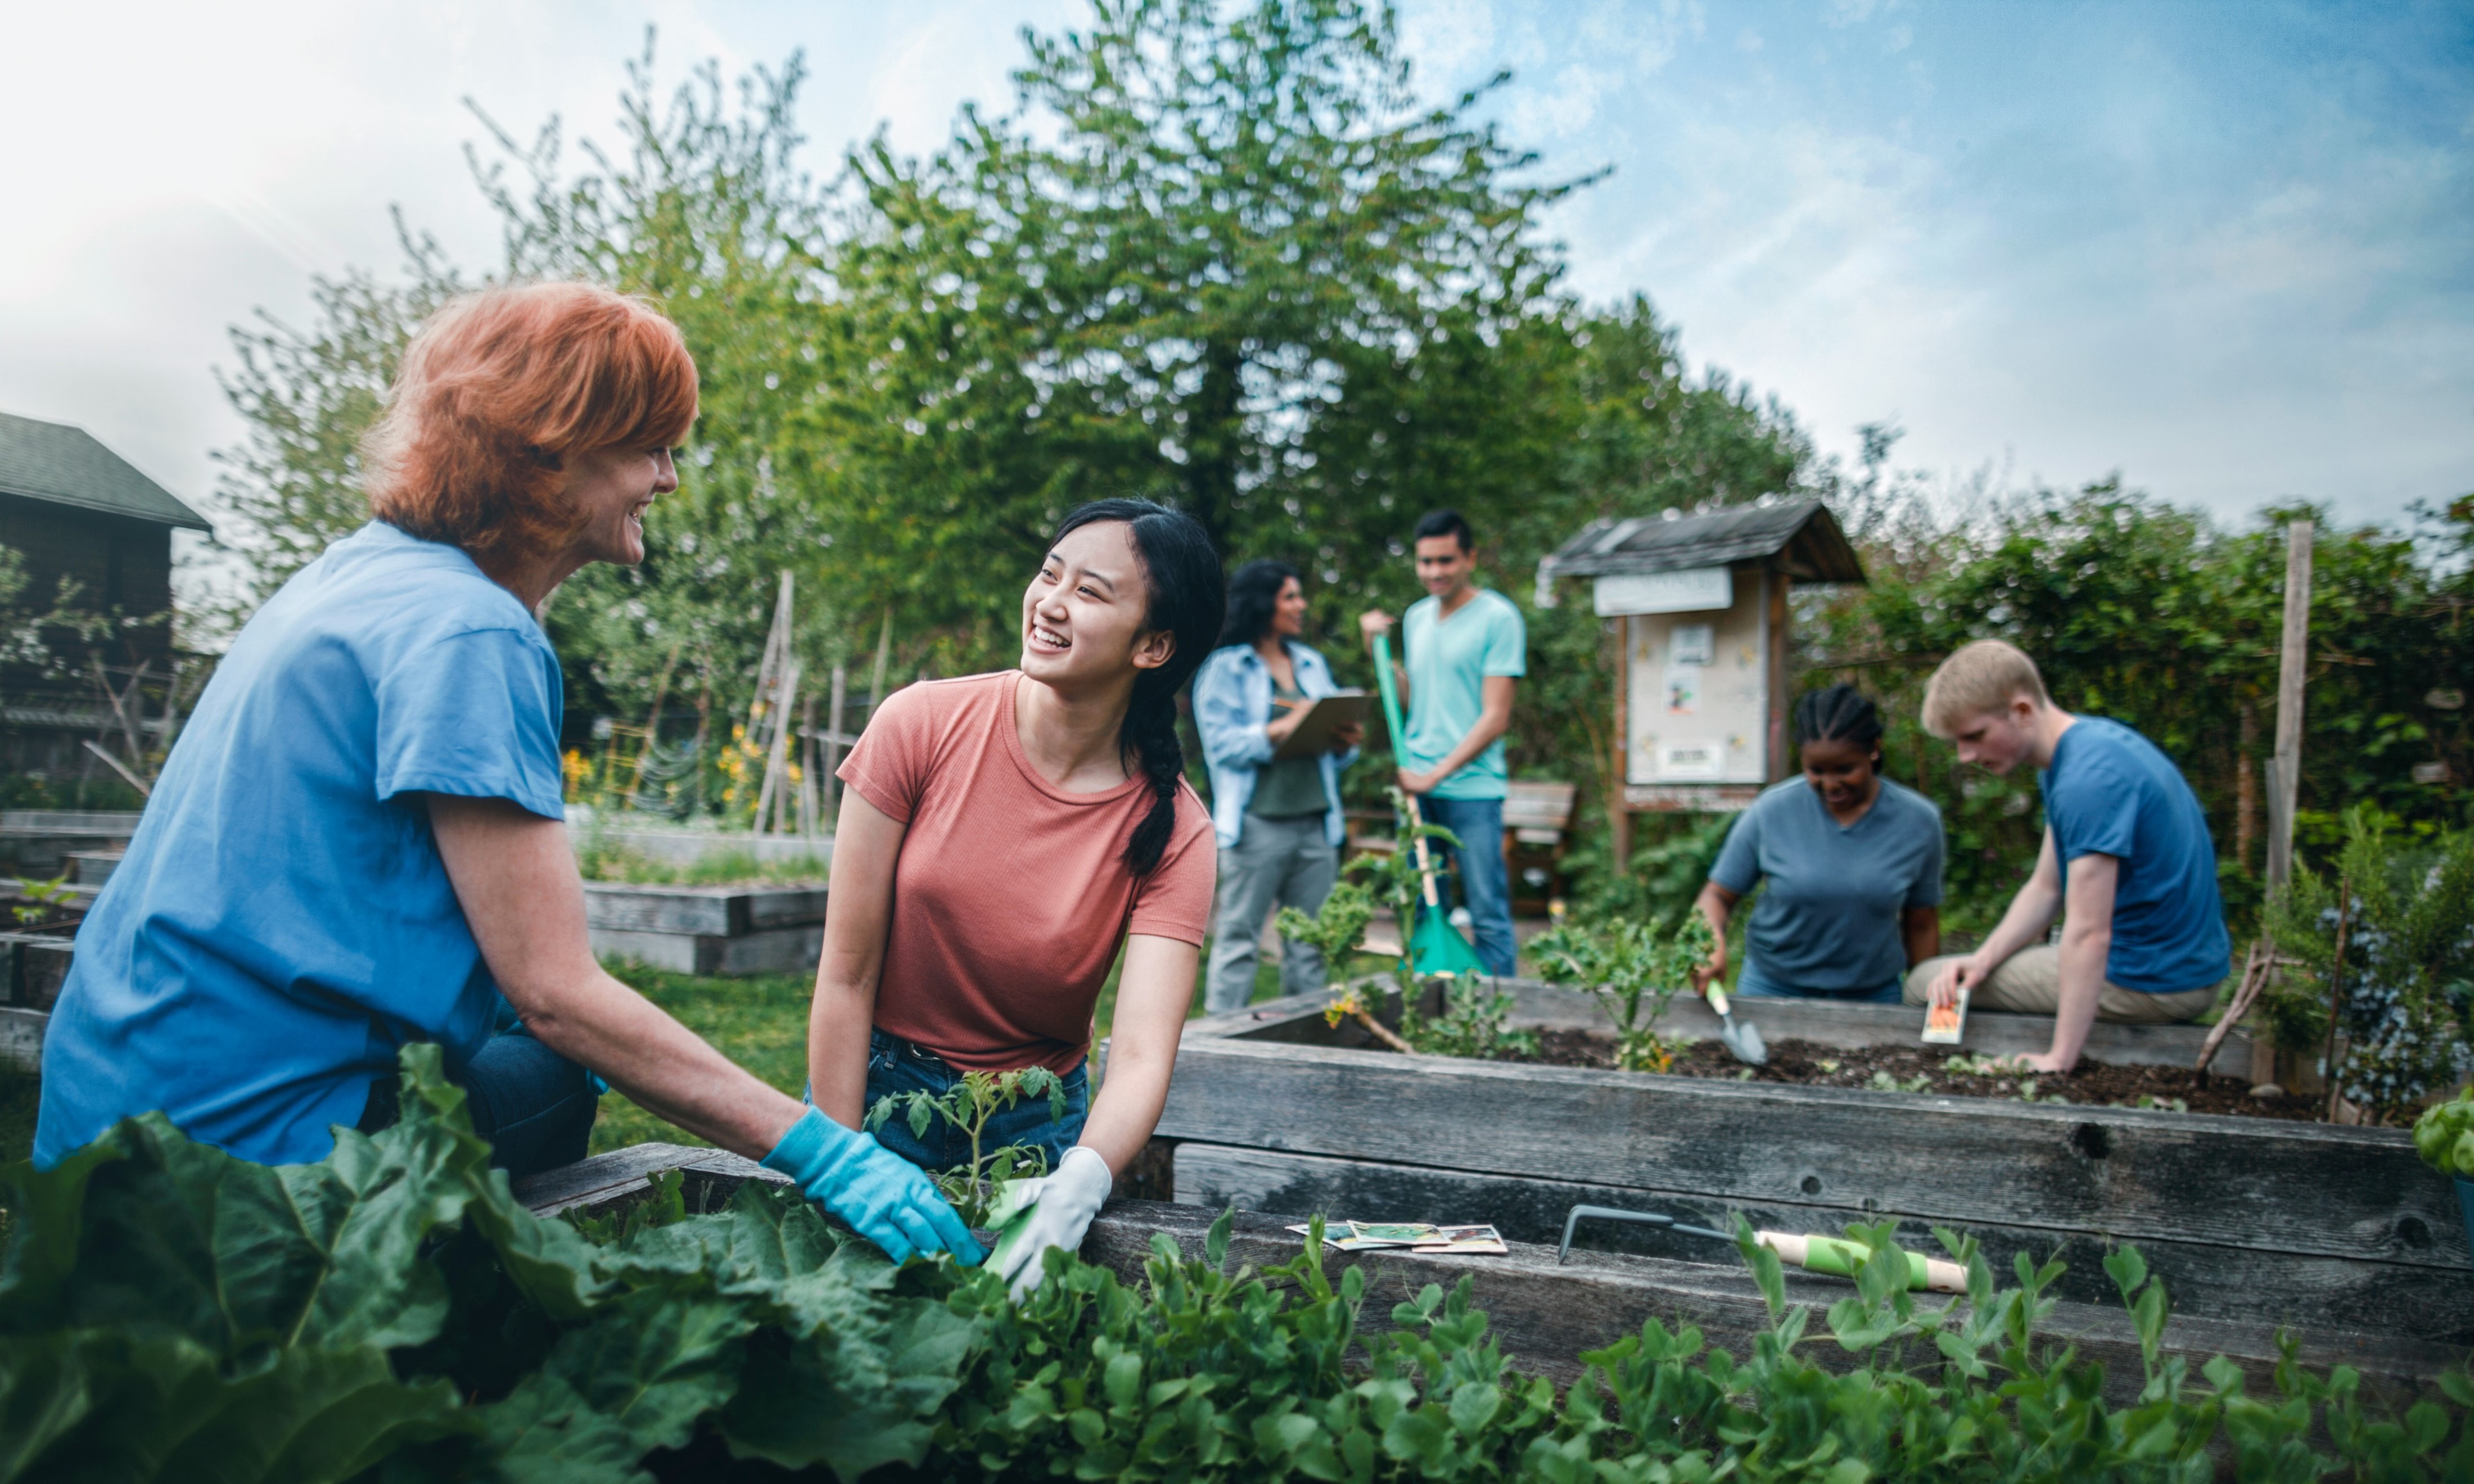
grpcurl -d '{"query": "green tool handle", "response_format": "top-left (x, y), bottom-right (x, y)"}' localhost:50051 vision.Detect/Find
top-left (1372, 632), bottom-right (1408, 749)
top-left (1757, 1230), bottom-right (1967, 1293)
top-left (1371, 634), bottom-right (1443, 912)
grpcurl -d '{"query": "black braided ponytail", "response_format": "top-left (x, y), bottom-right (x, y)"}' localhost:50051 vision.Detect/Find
top-left (1792, 683), bottom-right (1885, 757)
top-left (1048, 499), bottom-right (1225, 876)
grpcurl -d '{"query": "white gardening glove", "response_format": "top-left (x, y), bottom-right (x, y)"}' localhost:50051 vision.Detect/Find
top-left (992, 1145), bottom-right (1112, 1298)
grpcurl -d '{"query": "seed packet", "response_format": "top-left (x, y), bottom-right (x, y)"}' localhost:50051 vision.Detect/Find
top-left (1921, 985), bottom-right (1969, 1045)
top-left (1283, 1220), bottom-right (1507, 1255)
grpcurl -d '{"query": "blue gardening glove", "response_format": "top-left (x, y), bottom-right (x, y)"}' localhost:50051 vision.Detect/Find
top-left (761, 1107), bottom-right (983, 1266)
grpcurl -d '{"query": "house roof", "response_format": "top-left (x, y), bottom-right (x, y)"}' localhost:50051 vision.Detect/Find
top-left (0, 411), bottom-right (212, 532)
top-left (1537, 498), bottom-right (1864, 587)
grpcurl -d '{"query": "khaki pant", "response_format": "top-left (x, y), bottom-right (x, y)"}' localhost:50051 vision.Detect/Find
top-left (1902, 945), bottom-right (2217, 1024)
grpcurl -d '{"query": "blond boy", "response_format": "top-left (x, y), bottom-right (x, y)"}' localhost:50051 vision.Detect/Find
top-left (1908, 640), bottom-right (2229, 1072)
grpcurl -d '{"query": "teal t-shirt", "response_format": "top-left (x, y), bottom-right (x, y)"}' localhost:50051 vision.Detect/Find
top-left (1401, 587), bottom-right (1526, 801)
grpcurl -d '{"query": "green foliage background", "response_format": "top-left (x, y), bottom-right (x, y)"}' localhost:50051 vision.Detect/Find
top-left (198, 0), bottom-right (2471, 926)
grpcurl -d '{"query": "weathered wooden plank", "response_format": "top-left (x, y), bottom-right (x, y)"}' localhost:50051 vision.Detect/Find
top-left (1080, 1200), bottom-right (2457, 1410)
top-left (1191, 981), bottom-right (2247, 1070)
top-left (588, 924), bottom-right (824, 976)
top-left (1175, 1142), bottom-right (2474, 1345)
top-left (0, 1006), bottom-right (44, 1074)
top-left (1155, 1037), bottom-right (2457, 1270)
top-left (510, 1141), bottom-right (784, 1217)
top-left (580, 883), bottom-right (828, 936)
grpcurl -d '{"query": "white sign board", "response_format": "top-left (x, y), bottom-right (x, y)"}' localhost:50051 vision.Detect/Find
top-left (1592, 565), bottom-right (1733, 616)
top-left (1625, 568), bottom-right (1772, 787)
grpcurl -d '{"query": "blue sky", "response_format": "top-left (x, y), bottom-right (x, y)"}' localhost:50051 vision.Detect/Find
top-left (0, 0), bottom-right (2464, 574)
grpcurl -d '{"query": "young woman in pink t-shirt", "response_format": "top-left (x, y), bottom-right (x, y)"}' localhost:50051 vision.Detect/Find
top-left (809, 499), bottom-right (1224, 1294)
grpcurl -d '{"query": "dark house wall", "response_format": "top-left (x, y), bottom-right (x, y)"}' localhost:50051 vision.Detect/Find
top-left (0, 490), bottom-right (177, 671)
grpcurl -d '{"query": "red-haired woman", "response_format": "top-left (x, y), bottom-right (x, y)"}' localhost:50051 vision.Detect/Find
top-left (35, 283), bottom-right (977, 1268)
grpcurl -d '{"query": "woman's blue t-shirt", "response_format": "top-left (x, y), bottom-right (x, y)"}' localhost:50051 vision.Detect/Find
top-left (1709, 777), bottom-right (1945, 993)
top-left (34, 522), bottom-right (566, 1168)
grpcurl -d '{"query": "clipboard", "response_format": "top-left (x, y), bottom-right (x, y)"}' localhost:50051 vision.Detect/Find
top-left (1271, 690), bottom-right (1370, 759)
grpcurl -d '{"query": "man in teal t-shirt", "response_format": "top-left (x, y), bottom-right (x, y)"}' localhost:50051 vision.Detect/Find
top-left (1360, 510), bottom-right (1526, 975)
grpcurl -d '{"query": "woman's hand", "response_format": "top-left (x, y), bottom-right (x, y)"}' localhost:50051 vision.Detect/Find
top-left (1689, 880), bottom-right (1737, 996)
top-left (1691, 936), bottom-right (1728, 994)
top-left (1328, 720), bottom-right (1363, 753)
top-left (992, 1146), bottom-right (1112, 1297)
top-left (1266, 702), bottom-right (1309, 746)
top-left (761, 1106), bottom-right (982, 1266)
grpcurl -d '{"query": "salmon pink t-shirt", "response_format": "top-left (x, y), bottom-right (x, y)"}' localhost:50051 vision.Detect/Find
top-left (837, 671), bottom-right (1215, 1073)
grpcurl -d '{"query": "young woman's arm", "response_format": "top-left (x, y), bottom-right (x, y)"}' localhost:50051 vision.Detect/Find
top-left (1076, 933), bottom-right (1198, 1171)
top-left (807, 789), bottom-right (908, 1129)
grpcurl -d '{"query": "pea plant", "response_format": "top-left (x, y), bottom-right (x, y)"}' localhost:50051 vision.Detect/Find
top-left (867, 1066), bottom-right (1067, 1226)
top-left (1528, 910), bottom-right (1714, 1072)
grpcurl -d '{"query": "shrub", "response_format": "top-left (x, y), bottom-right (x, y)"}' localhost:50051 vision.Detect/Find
top-left (3, 1045), bottom-right (2467, 1482)
top-left (2262, 810), bottom-right (2474, 1121)
top-left (1529, 910), bottom-right (1714, 1072)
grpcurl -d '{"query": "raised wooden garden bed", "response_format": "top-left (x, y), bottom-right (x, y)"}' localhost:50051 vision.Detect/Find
top-left (1153, 983), bottom-right (2472, 1356)
top-left (581, 880), bottom-right (827, 975)
top-left (516, 1141), bottom-right (2457, 1409)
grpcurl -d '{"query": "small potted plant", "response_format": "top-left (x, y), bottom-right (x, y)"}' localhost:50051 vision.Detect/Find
top-left (2413, 1088), bottom-right (2474, 1263)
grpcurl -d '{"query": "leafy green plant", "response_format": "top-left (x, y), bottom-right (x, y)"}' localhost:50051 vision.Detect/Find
top-left (1396, 972), bottom-right (1540, 1061)
top-left (1529, 910), bottom-right (1714, 1072)
top-left (1281, 806), bottom-right (1538, 1061)
top-left (5, 1043), bottom-right (2470, 1482)
top-left (866, 1066), bottom-right (1067, 1226)
top-left (1275, 877), bottom-right (1377, 967)
top-left (2263, 809), bottom-right (2474, 1121)
top-left (7, 874), bottom-right (77, 929)
top-left (2416, 1089), bottom-right (2474, 1178)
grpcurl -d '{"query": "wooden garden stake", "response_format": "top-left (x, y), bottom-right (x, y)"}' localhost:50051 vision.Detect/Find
top-left (627, 640), bottom-right (683, 810)
top-left (2264, 520), bottom-right (2313, 894)
top-left (2196, 935), bottom-right (2274, 1078)
top-left (2320, 870), bottom-right (2351, 1121)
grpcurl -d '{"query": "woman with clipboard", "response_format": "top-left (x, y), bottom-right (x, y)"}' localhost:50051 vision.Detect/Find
top-left (1192, 561), bottom-right (1364, 1012)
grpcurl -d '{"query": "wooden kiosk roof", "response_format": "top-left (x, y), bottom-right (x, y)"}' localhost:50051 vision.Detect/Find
top-left (1536, 498), bottom-right (1864, 590)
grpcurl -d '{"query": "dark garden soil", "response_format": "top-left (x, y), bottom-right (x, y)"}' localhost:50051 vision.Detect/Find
top-left (1494, 1029), bottom-right (2321, 1121)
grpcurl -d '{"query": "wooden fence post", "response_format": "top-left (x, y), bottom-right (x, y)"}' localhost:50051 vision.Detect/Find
top-left (2264, 520), bottom-right (2313, 894)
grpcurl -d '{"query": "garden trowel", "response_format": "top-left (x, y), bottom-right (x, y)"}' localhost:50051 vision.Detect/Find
top-left (1372, 634), bottom-right (1487, 979)
top-left (1704, 985), bottom-right (1769, 1066)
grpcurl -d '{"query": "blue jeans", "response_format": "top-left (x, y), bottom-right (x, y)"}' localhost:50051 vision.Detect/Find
top-left (1420, 795), bottom-right (1517, 978)
top-left (860, 1029), bottom-right (1090, 1176)
top-left (361, 1031), bottom-right (599, 1178)
top-left (1733, 961), bottom-right (1903, 1004)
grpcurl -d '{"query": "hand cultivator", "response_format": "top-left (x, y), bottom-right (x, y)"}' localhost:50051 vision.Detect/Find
top-left (1557, 1202), bottom-right (1966, 1293)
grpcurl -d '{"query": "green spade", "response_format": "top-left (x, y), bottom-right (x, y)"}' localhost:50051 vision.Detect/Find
top-left (1373, 633), bottom-right (1488, 978)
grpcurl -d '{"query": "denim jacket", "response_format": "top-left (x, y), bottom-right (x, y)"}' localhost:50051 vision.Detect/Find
top-left (1191, 640), bottom-right (1358, 849)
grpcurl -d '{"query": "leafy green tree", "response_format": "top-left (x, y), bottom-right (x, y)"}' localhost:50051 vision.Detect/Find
top-left (833, 0), bottom-right (1587, 616)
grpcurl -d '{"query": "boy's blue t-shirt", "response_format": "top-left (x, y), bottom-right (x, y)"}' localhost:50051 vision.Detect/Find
top-left (1401, 587), bottom-right (1526, 801)
top-left (2042, 716), bottom-right (2231, 993)
top-left (1710, 777), bottom-right (1945, 993)
top-left (34, 522), bottom-right (566, 1169)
